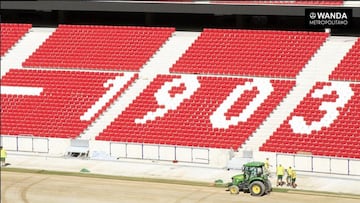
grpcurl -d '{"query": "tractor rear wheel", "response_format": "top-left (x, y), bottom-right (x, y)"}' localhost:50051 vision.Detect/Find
top-left (249, 181), bottom-right (265, 196)
top-left (229, 185), bottom-right (240, 194)
top-left (264, 179), bottom-right (272, 194)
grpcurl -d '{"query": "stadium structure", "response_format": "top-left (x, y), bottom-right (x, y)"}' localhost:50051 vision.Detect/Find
top-left (1, 0), bottom-right (360, 198)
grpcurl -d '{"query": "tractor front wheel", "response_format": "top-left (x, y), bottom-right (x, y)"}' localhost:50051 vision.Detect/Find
top-left (229, 185), bottom-right (240, 194)
top-left (249, 181), bottom-right (265, 196)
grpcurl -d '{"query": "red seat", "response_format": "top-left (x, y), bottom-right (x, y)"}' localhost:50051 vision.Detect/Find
top-left (170, 29), bottom-right (328, 78)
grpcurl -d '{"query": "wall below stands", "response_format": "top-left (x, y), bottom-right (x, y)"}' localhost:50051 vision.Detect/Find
top-left (91, 140), bottom-right (231, 168)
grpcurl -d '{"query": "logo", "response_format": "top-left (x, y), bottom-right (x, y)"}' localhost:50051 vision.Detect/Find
top-left (305, 9), bottom-right (352, 29)
top-left (309, 12), bottom-right (316, 20)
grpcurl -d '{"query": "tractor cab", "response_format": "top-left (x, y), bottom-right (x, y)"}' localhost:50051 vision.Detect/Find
top-left (243, 162), bottom-right (266, 180)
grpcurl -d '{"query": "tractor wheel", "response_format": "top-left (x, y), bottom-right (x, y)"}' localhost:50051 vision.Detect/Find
top-left (265, 179), bottom-right (272, 194)
top-left (229, 185), bottom-right (240, 194)
top-left (249, 181), bottom-right (265, 196)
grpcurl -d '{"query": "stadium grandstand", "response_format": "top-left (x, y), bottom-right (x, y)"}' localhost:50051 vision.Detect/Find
top-left (1, 0), bottom-right (360, 199)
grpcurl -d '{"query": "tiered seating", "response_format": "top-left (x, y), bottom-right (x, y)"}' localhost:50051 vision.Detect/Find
top-left (22, 25), bottom-right (175, 71)
top-left (1, 69), bottom-right (137, 138)
top-left (0, 23), bottom-right (32, 56)
top-left (170, 29), bottom-right (328, 78)
top-left (97, 75), bottom-right (295, 149)
top-left (329, 38), bottom-right (360, 82)
top-left (260, 82), bottom-right (360, 159)
top-left (211, 0), bottom-right (343, 5)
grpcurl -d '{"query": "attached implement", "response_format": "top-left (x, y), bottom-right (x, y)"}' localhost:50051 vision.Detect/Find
top-left (227, 161), bottom-right (272, 196)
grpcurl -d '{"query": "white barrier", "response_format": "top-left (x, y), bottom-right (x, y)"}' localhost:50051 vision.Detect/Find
top-left (276, 153), bottom-right (360, 176)
top-left (176, 147), bottom-right (192, 162)
top-left (143, 145), bottom-right (159, 160)
top-left (159, 146), bottom-right (175, 161)
top-left (0, 135), bottom-right (74, 156)
top-left (193, 148), bottom-right (210, 164)
top-left (18, 136), bottom-right (33, 151)
top-left (1, 136), bottom-right (18, 151)
top-left (1, 135), bottom-right (50, 153)
top-left (294, 156), bottom-right (312, 171)
top-left (33, 138), bottom-right (49, 153)
top-left (47, 138), bottom-right (70, 156)
top-left (349, 160), bottom-right (360, 176)
top-left (110, 142), bottom-right (126, 158)
top-left (2, 136), bottom-right (357, 173)
top-left (126, 143), bottom-right (143, 159)
top-left (107, 141), bottom-right (211, 165)
top-left (331, 158), bottom-right (349, 174)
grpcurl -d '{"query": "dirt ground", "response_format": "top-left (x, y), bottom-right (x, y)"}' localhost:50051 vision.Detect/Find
top-left (1, 171), bottom-right (359, 203)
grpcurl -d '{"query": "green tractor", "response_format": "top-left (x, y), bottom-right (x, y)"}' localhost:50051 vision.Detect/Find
top-left (227, 161), bottom-right (272, 196)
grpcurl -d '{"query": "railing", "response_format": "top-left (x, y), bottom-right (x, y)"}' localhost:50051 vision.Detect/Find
top-left (1, 135), bottom-right (218, 165)
top-left (276, 153), bottom-right (360, 176)
top-left (0, 135), bottom-right (49, 153)
top-left (109, 142), bottom-right (210, 164)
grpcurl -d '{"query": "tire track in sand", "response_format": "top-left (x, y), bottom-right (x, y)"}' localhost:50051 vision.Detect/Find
top-left (1, 172), bottom-right (49, 203)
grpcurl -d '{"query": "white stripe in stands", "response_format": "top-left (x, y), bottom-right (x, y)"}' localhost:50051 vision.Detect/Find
top-left (289, 82), bottom-right (354, 135)
top-left (1, 86), bottom-right (43, 96)
top-left (135, 75), bottom-right (200, 124)
top-left (80, 72), bottom-right (135, 121)
top-left (210, 78), bottom-right (273, 129)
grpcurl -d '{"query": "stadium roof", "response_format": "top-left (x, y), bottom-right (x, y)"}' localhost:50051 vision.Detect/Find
top-left (1, 0), bottom-right (360, 17)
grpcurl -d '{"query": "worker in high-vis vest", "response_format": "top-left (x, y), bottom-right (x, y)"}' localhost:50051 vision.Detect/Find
top-left (276, 164), bottom-right (285, 186)
top-left (286, 166), bottom-right (293, 186)
top-left (291, 168), bottom-right (297, 188)
top-left (264, 158), bottom-right (272, 176)
top-left (0, 146), bottom-right (7, 167)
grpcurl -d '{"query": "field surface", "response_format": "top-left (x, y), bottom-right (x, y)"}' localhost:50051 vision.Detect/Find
top-left (1, 171), bottom-right (360, 203)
